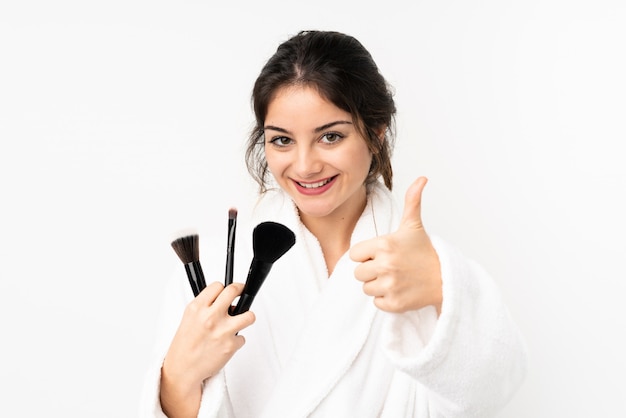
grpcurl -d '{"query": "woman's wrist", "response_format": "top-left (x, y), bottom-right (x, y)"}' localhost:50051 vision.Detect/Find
top-left (160, 359), bottom-right (203, 418)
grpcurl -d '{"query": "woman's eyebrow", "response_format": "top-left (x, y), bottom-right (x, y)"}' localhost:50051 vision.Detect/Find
top-left (264, 120), bottom-right (352, 135)
top-left (264, 125), bottom-right (290, 134)
top-left (314, 120), bottom-right (352, 133)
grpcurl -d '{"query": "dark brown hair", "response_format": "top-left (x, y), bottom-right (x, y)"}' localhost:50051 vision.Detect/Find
top-left (245, 30), bottom-right (396, 193)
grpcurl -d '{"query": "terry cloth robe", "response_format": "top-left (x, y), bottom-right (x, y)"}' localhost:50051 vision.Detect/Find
top-left (140, 182), bottom-right (528, 418)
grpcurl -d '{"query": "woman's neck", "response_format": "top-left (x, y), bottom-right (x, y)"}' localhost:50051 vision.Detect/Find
top-left (299, 193), bottom-right (367, 276)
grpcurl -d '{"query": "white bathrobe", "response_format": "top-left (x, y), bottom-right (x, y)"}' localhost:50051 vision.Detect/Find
top-left (140, 183), bottom-right (527, 417)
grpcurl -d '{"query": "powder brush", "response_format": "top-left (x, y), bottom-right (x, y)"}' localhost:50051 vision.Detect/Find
top-left (230, 221), bottom-right (296, 315)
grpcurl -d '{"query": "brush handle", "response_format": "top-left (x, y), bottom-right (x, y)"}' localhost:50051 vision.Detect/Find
top-left (230, 258), bottom-right (273, 315)
top-left (231, 293), bottom-right (255, 315)
top-left (184, 261), bottom-right (206, 297)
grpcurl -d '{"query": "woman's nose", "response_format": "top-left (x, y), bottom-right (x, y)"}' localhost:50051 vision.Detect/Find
top-left (294, 146), bottom-right (323, 178)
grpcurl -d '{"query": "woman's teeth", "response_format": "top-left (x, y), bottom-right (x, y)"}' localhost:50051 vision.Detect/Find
top-left (298, 177), bottom-right (333, 189)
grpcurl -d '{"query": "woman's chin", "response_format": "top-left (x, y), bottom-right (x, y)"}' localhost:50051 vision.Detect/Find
top-left (296, 205), bottom-right (335, 220)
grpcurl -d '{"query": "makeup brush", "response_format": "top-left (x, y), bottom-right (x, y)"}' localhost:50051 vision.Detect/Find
top-left (171, 234), bottom-right (207, 297)
top-left (224, 208), bottom-right (237, 286)
top-left (230, 221), bottom-right (296, 315)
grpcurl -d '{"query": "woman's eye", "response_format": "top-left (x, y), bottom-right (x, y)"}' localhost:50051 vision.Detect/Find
top-left (270, 137), bottom-right (293, 147)
top-left (321, 132), bottom-right (343, 144)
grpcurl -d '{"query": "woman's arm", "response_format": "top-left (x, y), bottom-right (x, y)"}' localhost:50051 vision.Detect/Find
top-left (350, 178), bottom-right (526, 415)
top-left (383, 236), bottom-right (528, 416)
top-left (157, 282), bottom-right (255, 417)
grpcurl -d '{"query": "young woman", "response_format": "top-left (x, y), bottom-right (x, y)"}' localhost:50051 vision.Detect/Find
top-left (141, 30), bottom-right (527, 417)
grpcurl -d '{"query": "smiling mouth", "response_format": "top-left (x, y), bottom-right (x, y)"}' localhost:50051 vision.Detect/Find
top-left (296, 176), bottom-right (336, 189)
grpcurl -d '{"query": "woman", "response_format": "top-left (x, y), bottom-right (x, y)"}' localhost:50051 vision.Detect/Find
top-left (142, 30), bottom-right (527, 417)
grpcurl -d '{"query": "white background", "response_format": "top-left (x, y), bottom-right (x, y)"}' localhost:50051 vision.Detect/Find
top-left (1, 1), bottom-right (624, 416)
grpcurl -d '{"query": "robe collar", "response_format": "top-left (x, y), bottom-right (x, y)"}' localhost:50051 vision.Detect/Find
top-left (247, 183), bottom-right (399, 416)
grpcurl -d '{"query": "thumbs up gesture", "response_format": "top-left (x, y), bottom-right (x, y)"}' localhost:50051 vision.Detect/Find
top-left (350, 177), bottom-right (443, 314)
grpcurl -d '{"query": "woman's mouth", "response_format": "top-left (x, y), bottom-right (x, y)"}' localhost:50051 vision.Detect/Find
top-left (293, 175), bottom-right (338, 195)
top-left (297, 177), bottom-right (333, 188)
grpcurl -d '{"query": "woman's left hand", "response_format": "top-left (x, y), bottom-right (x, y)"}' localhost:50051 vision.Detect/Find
top-left (350, 176), bottom-right (443, 314)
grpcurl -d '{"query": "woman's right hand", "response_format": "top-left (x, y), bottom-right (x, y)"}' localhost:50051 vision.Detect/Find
top-left (160, 281), bottom-right (255, 417)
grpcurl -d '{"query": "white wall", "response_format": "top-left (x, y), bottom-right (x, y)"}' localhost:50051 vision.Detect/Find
top-left (1, 1), bottom-right (624, 416)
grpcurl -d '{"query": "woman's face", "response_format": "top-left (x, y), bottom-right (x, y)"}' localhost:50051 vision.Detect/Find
top-left (264, 85), bottom-right (372, 225)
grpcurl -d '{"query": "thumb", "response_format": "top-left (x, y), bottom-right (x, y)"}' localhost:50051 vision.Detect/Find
top-left (399, 176), bottom-right (428, 229)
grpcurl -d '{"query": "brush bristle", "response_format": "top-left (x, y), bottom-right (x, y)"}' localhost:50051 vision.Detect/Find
top-left (252, 222), bottom-right (296, 263)
top-left (228, 207), bottom-right (238, 219)
top-left (171, 234), bottom-right (200, 264)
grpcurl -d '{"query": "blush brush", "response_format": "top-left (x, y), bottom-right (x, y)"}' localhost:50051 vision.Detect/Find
top-left (230, 221), bottom-right (296, 315)
top-left (171, 234), bottom-right (207, 297)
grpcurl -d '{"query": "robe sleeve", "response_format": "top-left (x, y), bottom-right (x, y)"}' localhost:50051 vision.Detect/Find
top-left (138, 270), bottom-right (235, 418)
top-left (381, 235), bottom-right (528, 417)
